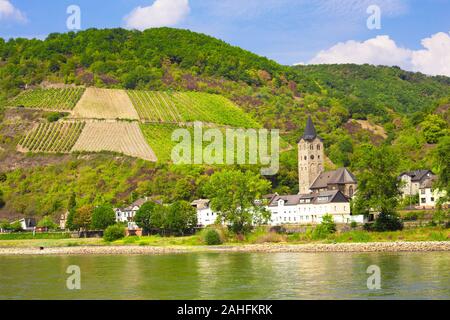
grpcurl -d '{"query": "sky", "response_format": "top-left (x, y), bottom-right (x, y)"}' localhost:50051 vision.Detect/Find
top-left (1, 0), bottom-right (449, 76)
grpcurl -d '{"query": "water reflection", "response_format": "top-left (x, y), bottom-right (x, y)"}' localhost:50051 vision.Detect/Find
top-left (0, 252), bottom-right (448, 300)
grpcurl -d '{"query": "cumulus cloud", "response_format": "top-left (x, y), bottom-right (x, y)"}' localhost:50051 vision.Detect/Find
top-left (0, 0), bottom-right (26, 22)
top-left (308, 32), bottom-right (450, 77)
top-left (124, 0), bottom-right (190, 30)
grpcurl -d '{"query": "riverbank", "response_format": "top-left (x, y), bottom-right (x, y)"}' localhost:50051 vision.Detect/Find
top-left (0, 241), bottom-right (449, 256)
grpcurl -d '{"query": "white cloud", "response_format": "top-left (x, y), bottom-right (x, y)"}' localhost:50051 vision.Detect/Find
top-left (124, 0), bottom-right (190, 30)
top-left (308, 32), bottom-right (450, 77)
top-left (0, 0), bottom-right (26, 22)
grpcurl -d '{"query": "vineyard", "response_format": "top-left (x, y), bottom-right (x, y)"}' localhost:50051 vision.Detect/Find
top-left (71, 88), bottom-right (139, 120)
top-left (72, 121), bottom-right (157, 162)
top-left (128, 91), bottom-right (260, 128)
top-left (141, 123), bottom-right (287, 164)
top-left (18, 122), bottom-right (85, 153)
top-left (9, 88), bottom-right (85, 110)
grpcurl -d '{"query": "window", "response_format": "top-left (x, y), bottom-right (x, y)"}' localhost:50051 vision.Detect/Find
top-left (431, 197), bottom-right (435, 202)
top-left (421, 198), bottom-right (426, 203)
top-left (304, 156), bottom-right (307, 160)
top-left (421, 190), bottom-right (425, 194)
top-left (310, 155), bottom-right (315, 160)
top-left (317, 144), bottom-right (321, 150)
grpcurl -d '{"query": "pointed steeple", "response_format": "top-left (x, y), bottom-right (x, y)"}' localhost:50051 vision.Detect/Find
top-left (301, 116), bottom-right (318, 141)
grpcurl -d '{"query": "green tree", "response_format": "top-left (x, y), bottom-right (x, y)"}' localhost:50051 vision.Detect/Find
top-left (433, 136), bottom-right (450, 200)
top-left (10, 221), bottom-right (23, 232)
top-left (91, 205), bottom-right (116, 230)
top-left (74, 205), bottom-right (93, 231)
top-left (203, 170), bottom-right (271, 234)
top-left (166, 201), bottom-right (197, 235)
top-left (134, 201), bottom-right (165, 232)
top-left (65, 192), bottom-right (77, 231)
top-left (37, 216), bottom-right (58, 230)
top-left (351, 144), bottom-right (403, 230)
top-left (0, 189), bottom-right (4, 209)
top-left (421, 115), bottom-right (448, 144)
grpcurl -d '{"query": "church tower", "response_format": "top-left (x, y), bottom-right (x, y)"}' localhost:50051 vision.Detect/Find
top-left (298, 117), bottom-right (324, 194)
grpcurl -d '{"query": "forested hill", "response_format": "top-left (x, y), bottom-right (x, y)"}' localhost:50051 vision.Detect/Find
top-left (0, 28), bottom-right (449, 217)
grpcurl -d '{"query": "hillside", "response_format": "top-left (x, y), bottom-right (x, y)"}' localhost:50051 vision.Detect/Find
top-left (0, 27), bottom-right (449, 219)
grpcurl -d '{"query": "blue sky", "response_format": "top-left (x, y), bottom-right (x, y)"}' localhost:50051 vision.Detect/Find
top-left (1, 0), bottom-right (449, 75)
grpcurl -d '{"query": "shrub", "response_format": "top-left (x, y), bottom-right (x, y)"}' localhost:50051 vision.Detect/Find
top-left (37, 216), bottom-right (58, 230)
top-left (350, 221), bottom-right (358, 229)
top-left (10, 221), bottom-right (23, 232)
top-left (312, 215), bottom-right (337, 240)
top-left (203, 229), bottom-right (222, 245)
top-left (373, 212), bottom-right (403, 231)
top-left (254, 232), bottom-right (286, 244)
top-left (269, 226), bottom-right (287, 234)
top-left (46, 112), bottom-right (66, 122)
top-left (103, 224), bottom-right (125, 242)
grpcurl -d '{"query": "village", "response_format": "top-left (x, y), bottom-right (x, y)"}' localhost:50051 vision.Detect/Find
top-left (2, 118), bottom-right (446, 236)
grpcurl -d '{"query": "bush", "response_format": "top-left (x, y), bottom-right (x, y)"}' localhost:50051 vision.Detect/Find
top-left (269, 226), bottom-right (287, 234)
top-left (46, 112), bottom-right (66, 122)
top-left (203, 229), bottom-right (222, 245)
top-left (350, 221), bottom-right (358, 229)
top-left (37, 216), bottom-right (58, 230)
top-left (10, 221), bottom-right (23, 232)
top-left (103, 224), bottom-right (125, 242)
top-left (254, 232), bottom-right (286, 244)
top-left (373, 212), bottom-right (403, 231)
top-left (312, 215), bottom-right (337, 240)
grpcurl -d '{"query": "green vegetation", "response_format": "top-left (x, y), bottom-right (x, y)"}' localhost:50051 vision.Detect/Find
top-left (18, 121), bottom-right (85, 153)
top-left (0, 28), bottom-right (449, 220)
top-left (352, 144), bottom-right (403, 231)
top-left (134, 200), bottom-right (198, 235)
top-left (203, 228), bottom-right (223, 245)
top-left (36, 216), bottom-right (58, 230)
top-left (311, 214), bottom-right (336, 240)
top-left (8, 88), bottom-right (85, 110)
top-left (0, 232), bottom-right (71, 240)
top-left (204, 169), bottom-right (271, 234)
top-left (103, 224), bottom-right (125, 242)
top-left (91, 205), bottom-right (116, 230)
top-left (129, 90), bottom-right (259, 128)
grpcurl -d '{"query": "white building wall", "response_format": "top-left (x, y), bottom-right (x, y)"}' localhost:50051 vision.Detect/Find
top-left (267, 202), bottom-right (364, 225)
top-left (197, 208), bottom-right (219, 227)
top-left (419, 188), bottom-right (447, 208)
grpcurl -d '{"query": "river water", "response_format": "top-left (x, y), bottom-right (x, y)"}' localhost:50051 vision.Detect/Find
top-left (0, 252), bottom-right (448, 300)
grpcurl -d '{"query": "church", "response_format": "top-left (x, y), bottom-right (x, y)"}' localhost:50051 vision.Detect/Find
top-left (266, 117), bottom-right (364, 225)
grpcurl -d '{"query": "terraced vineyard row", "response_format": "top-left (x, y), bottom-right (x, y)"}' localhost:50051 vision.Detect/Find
top-left (128, 91), bottom-right (260, 128)
top-left (72, 121), bottom-right (157, 162)
top-left (10, 88), bottom-right (85, 110)
top-left (19, 122), bottom-right (85, 153)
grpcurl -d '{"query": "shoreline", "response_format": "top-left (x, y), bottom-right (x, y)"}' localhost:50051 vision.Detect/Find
top-left (0, 241), bottom-right (449, 256)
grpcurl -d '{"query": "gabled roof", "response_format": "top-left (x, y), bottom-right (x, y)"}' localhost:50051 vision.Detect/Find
top-left (269, 190), bottom-right (349, 207)
top-left (191, 199), bottom-right (211, 210)
top-left (310, 168), bottom-right (357, 190)
top-left (299, 116), bottom-right (321, 142)
top-left (399, 170), bottom-right (433, 182)
top-left (420, 175), bottom-right (437, 189)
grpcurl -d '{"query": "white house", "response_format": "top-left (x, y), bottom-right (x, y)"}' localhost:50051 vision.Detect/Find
top-left (399, 170), bottom-right (433, 197)
top-left (115, 198), bottom-right (151, 230)
top-left (266, 190), bottom-right (365, 225)
top-left (419, 176), bottom-right (448, 209)
top-left (191, 199), bottom-right (220, 227)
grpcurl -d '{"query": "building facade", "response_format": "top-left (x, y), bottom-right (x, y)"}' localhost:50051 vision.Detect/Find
top-left (298, 117), bottom-right (324, 194)
top-left (418, 175), bottom-right (448, 209)
top-left (399, 170), bottom-right (433, 197)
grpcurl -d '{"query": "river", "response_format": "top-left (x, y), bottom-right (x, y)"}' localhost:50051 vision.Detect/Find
top-left (0, 252), bottom-right (448, 299)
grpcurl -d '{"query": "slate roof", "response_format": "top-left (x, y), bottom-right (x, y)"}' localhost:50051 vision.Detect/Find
top-left (310, 168), bottom-right (357, 190)
top-left (268, 190), bottom-right (349, 207)
top-left (300, 116), bottom-right (322, 142)
top-left (420, 175), bottom-right (437, 189)
top-left (400, 170), bottom-right (433, 182)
